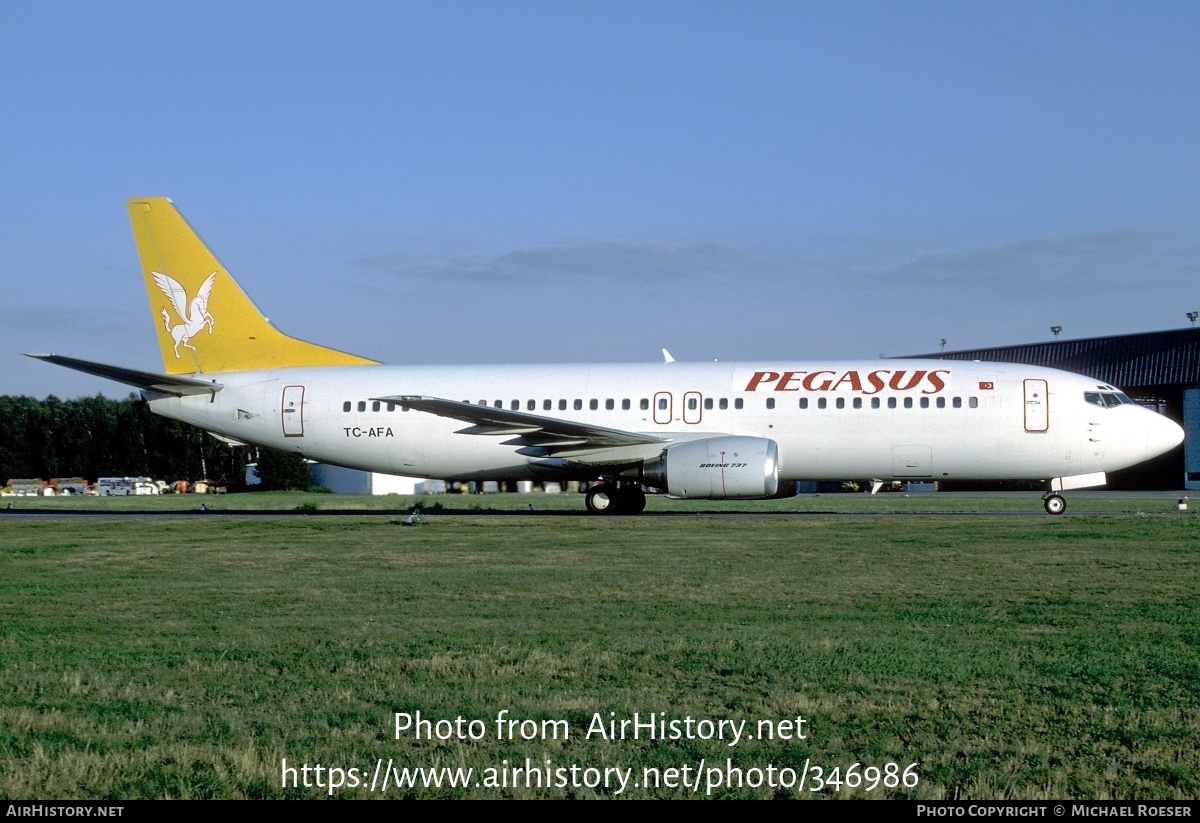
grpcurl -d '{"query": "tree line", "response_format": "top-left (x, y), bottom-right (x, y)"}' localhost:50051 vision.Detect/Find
top-left (0, 394), bottom-right (310, 491)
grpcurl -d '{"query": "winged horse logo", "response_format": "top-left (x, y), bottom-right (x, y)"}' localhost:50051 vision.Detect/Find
top-left (153, 271), bottom-right (216, 358)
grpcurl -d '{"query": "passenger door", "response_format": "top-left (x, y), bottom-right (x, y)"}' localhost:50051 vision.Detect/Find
top-left (282, 385), bottom-right (305, 437)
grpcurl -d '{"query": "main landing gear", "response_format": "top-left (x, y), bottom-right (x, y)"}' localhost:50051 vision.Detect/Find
top-left (585, 483), bottom-right (647, 515)
top-left (1042, 493), bottom-right (1066, 515)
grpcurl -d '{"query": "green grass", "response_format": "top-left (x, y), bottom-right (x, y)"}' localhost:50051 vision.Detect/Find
top-left (4, 488), bottom-right (1194, 515)
top-left (1, 509), bottom-right (1198, 798)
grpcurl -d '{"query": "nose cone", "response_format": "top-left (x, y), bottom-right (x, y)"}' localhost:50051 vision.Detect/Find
top-left (1145, 412), bottom-right (1185, 460)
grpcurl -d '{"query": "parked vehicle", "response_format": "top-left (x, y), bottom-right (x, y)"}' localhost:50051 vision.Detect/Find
top-left (96, 477), bottom-right (159, 496)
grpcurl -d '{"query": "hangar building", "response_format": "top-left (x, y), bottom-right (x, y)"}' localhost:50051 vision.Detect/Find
top-left (908, 328), bottom-right (1199, 490)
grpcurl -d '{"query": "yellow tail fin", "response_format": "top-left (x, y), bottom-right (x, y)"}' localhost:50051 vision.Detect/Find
top-left (128, 197), bottom-right (378, 374)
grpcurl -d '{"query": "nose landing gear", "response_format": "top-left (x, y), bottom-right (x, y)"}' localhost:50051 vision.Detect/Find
top-left (1042, 493), bottom-right (1066, 515)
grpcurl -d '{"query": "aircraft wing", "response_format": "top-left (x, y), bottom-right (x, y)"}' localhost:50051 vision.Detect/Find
top-left (26, 354), bottom-right (223, 397)
top-left (372, 395), bottom-right (670, 456)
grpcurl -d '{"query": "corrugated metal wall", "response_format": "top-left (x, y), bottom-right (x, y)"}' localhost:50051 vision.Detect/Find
top-left (907, 329), bottom-right (1200, 388)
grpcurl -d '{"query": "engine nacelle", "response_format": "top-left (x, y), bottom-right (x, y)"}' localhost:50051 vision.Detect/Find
top-left (641, 436), bottom-right (780, 499)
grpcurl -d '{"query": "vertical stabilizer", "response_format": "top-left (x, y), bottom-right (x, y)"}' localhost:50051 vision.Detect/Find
top-left (128, 197), bottom-right (377, 374)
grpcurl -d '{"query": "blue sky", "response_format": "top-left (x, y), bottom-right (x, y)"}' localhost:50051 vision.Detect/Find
top-left (3, 1), bottom-right (1199, 398)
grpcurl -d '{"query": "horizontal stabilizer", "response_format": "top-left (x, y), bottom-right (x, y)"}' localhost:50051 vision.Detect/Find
top-left (26, 354), bottom-right (223, 396)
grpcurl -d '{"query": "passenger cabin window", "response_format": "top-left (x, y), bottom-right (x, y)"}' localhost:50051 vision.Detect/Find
top-left (799, 398), bottom-right (808, 409)
top-left (853, 398), bottom-right (862, 409)
top-left (766, 398), bottom-right (775, 410)
top-left (622, 399), bottom-right (631, 410)
top-left (372, 401), bottom-right (380, 412)
top-left (589, 399), bottom-right (598, 411)
top-left (952, 397), bottom-right (962, 408)
top-left (936, 397), bottom-right (946, 409)
top-left (343, 401), bottom-right (351, 412)
top-left (920, 397), bottom-right (929, 409)
top-left (719, 398), bottom-right (728, 410)
top-left (606, 399), bottom-right (615, 410)
top-left (640, 399), bottom-right (650, 411)
top-left (559, 400), bottom-right (567, 411)
top-left (836, 398), bottom-right (845, 409)
top-left (817, 398), bottom-right (827, 410)
top-left (527, 400), bottom-right (536, 411)
top-left (969, 397), bottom-right (979, 408)
top-left (511, 400), bottom-right (519, 410)
top-left (688, 397), bottom-right (699, 410)
top-left (574, 399), bottom-right (583, 411)
top-left (887, 398), bottom-right (897, 409)
top-left (734, 398), bottom-right (744, 410)
top-left (657, 398), bottom-right (668, 411)
top-left (357, 401), bottom-right (366, 412)
top-left (544, 400), bottom-right (552, 411)
top-left (871, 398), bottom-right (880, 409)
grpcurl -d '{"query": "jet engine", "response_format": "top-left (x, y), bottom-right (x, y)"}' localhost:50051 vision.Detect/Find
top-left (640, 436), bottom-right (781, 499)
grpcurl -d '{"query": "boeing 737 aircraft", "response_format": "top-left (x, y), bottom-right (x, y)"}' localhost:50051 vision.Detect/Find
top-left (31, 198), bottom-right (1184, 514)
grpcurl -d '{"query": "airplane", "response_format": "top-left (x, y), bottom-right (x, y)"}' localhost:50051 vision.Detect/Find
top-left (29, 197), bottom-right (1184, 515)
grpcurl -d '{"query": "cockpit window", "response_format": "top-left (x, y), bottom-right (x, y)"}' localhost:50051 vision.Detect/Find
top-left (1085, 391), bottom-right (1130, 408)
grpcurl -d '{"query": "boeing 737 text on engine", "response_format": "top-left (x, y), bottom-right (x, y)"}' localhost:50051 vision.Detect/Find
top-left (30, 198), bottom-right (1184, 515)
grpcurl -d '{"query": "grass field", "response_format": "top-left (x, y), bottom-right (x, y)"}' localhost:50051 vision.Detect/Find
top-left (1, 496), bottom-right (1198, 799)
top-left (3, 488), bottom-right (1194, 514)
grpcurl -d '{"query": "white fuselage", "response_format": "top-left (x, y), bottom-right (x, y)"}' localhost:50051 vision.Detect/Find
top-left (145, 359), bottom-right (1182, 486)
